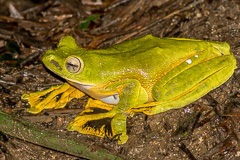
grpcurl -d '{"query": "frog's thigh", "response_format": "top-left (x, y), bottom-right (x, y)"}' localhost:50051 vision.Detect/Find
top-left (147, 64), bottom-right (235, 115)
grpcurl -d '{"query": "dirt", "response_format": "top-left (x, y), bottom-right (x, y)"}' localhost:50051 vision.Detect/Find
top-left (0, 0), bottom-right (240, 159)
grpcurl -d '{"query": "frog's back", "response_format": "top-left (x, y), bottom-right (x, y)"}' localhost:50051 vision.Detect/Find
top-left (105, 36), bottom-right (225, 78)
top-left (87, 35), bottom-right (231, 88)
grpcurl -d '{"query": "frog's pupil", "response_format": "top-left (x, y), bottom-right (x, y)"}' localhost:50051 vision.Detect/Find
top-left (67, 63), bottom-right (78, 72)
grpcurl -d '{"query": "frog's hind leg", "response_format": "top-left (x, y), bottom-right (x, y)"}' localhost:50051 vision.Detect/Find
top-left (67, 105), bottom-right (128, 144)
top-left (130, 55), bottom-right (236, 116)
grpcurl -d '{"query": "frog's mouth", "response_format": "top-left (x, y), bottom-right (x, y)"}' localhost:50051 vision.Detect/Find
top-left (68, 81), bottom-right (95, 93)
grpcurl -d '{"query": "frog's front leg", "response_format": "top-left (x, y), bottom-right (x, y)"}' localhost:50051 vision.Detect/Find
top-left (22, 82), bottom-right (85, 114)
top-left (67, 79), bottom-right (148, 144)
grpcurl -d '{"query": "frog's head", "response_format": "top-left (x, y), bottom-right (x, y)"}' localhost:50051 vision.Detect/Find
top-left (42, 36), bottom-right (104, 85)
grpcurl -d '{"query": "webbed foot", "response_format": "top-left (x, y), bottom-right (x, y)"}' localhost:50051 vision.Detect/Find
top-left (67, 101), bottom-right (128, 144)
top-left (22, 82), bottom-right (84, 114)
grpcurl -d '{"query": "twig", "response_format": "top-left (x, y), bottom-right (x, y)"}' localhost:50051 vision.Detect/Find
top-left (0, 111), bottom-right (123, 160)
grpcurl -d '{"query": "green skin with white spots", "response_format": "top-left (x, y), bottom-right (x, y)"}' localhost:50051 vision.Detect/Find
top-left (22, 35), bottom-right (236, 144)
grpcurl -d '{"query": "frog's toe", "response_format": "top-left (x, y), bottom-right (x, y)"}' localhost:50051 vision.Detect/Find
top-left (21, 93), bottom-right (30, 100)
top-left (21, 93), bottom-right (42, 109)
top-left (27, 107), bottom-right (43, 114)
top-left (117, 133), bottom-right (128, 144)
top-left (26, 100), bottom-right (55, 114)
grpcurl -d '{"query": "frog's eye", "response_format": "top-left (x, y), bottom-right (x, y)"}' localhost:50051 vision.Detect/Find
top-left (65, 57), bottom-right (82, 73)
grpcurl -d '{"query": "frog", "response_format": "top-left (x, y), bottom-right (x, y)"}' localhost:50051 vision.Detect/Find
top-left (21, 35), bottom-right (236, 144)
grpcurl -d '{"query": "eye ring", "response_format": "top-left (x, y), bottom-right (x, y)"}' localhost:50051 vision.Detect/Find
top-left (65, 57), bottom-right (83, 73)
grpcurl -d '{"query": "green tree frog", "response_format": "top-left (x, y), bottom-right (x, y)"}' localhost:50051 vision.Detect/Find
top-left (21, 35), bottom-right (236, 144)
